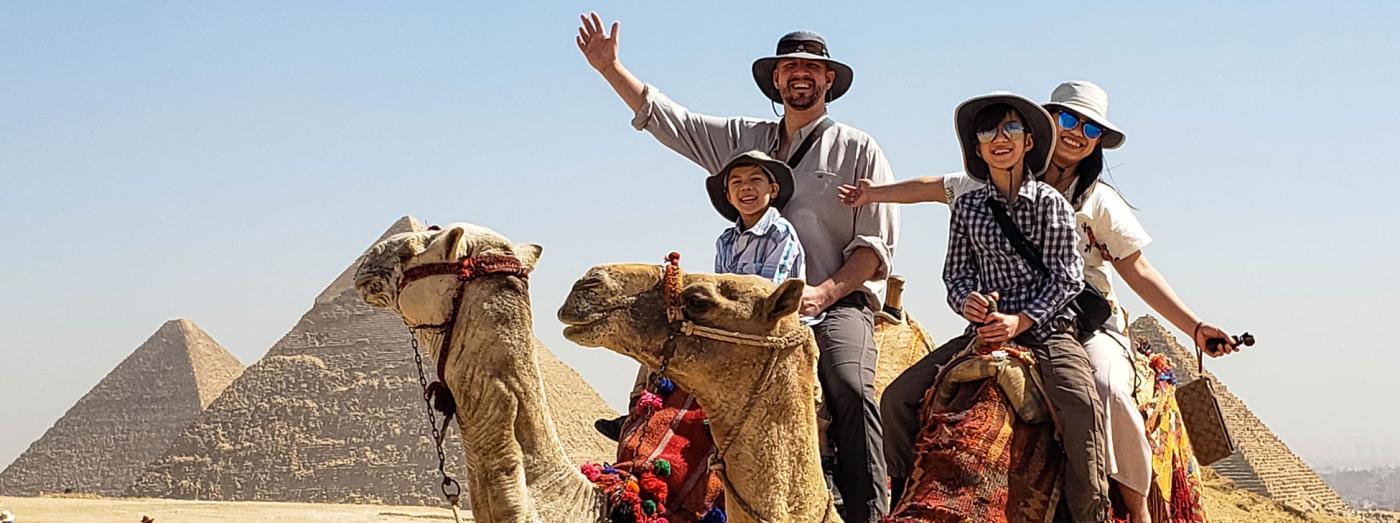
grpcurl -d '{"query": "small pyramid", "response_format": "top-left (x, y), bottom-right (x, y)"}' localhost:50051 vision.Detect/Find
top-left (0, 319), bottom-right (243, 496)
top-left (1130, 316), bottom-right (1350, 515)
top-left (128, 216), bottom-right (618, 505)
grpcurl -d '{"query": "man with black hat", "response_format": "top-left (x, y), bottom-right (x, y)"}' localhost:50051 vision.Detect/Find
top-left (577, 12), bottom-right (899, 521)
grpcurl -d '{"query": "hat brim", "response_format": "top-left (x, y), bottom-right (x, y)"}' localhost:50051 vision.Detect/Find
top-left (752, 53), bottom-right (853, 105)
top-left (706, 155), bottom-right (796, 223)
top-left (955, 93), bottom-right (1057, 181)
top-left (1042, 101), bottom-right (1125, 149)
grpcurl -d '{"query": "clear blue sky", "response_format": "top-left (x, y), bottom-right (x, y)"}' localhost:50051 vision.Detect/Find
top-left (3, 2), bottom-right (1398, 471)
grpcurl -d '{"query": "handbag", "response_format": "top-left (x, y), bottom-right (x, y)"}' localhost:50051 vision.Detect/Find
top-left (984, 198), bottom-right (1113, 340)
top-left (1174, 340), bottom-right (1237, 465)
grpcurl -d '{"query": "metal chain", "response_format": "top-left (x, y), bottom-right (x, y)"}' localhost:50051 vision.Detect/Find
top-left (408, 329), bottom-right (463, 520)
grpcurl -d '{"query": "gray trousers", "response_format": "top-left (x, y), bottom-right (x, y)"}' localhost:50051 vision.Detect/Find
top-left (814, 298), bottom-right (888, 522)
top-left (881, 329), bottom-right (1110, 523)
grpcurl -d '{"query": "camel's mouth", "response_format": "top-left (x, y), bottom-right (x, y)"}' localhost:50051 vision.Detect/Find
top-left (355, 276), bottom-right (397, 309)
top-left (558, 307), bottom-right (620, 345)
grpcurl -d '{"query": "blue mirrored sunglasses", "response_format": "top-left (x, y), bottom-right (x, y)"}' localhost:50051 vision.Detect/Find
top-left (1057, 111), bottom-right (1104, 140)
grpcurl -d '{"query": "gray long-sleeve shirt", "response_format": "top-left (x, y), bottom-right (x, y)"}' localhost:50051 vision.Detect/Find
top-left (631, 85), bottom-right (900, 309)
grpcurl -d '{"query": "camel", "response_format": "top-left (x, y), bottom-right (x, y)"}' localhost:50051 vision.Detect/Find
top-left (355, 223), bottom-right (604, 523)
top-left (559, 259), bottom-right (841, 523)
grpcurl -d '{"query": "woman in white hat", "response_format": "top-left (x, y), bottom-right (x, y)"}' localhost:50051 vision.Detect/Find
top-left (841, 81), bottom-right (1240, 522)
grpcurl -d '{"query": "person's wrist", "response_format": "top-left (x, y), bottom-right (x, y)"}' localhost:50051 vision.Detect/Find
top-left (600, 60), bottom-right (626, 76)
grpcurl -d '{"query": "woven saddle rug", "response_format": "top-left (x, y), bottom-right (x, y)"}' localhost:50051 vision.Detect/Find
top-left (888, 378), bottom-right (1064, 523)
top-left (1132, 353), bottom-right (1207, 523)
top-left (614, 387), bottom-right (725, 522)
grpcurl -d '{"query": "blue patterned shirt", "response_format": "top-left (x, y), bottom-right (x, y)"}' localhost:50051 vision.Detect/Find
top-left (945, 177), bottom-right (1084, 341)
top-left (715, 207), bottom-right (806, 283)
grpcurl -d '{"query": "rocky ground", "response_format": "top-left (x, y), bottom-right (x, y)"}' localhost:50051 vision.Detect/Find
top-left (1200, 468), bottom-right (1397, 523)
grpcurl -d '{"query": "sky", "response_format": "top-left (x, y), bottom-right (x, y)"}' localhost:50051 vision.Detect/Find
top-left (2, 2), bottom-right (1398, 472)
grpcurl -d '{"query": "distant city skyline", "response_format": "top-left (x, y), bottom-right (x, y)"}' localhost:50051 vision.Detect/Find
top-left (3, 2), bottom-right (1399, 474)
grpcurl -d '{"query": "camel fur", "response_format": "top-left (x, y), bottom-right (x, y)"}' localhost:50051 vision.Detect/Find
top-left (356, 223), bottom-right (602, 523)
top-left (559, 263), bottom-right (841, 523)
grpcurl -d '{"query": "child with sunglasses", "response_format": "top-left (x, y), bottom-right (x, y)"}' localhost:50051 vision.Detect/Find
top-left (862, 92), bottom-right (1110, 522)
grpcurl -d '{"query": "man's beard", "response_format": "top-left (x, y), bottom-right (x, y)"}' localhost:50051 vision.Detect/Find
top-left (780, 84), bottom-right (825, 110)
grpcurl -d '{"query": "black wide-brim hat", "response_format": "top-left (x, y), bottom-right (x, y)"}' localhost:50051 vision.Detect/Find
top-left (706, 150), bottom-right (796, 223)
top-left (751, 31), bottom-right (853, 104)
top-left (954, 91), bottom-right (1058, 182)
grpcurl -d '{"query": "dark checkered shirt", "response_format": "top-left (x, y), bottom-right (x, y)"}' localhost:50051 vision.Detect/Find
top-left (944, 177), bottom-right (1085, 341)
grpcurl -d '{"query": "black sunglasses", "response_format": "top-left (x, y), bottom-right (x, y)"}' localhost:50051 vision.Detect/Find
top-left (778, 41), bottom-right (828, 57)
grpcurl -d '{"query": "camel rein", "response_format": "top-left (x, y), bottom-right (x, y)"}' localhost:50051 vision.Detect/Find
top-left (397, 250), bottom-right (531, 520)
top-left (654, 253), bottom-right (835, 523)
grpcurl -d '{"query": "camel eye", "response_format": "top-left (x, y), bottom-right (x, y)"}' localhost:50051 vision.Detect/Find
top-left (684, 291), bottom-right (716, 311)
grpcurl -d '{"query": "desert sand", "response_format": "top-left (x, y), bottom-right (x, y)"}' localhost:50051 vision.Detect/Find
top-left (0, 495), bottom-right (471, 522)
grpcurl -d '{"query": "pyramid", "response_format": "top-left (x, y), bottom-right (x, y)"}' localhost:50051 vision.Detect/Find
top-left (127, 216), bottom-right (618, 505)
top-left (1129, 316), bottom-right (1350, 515)
top-left (0, 319), bottom-right (243, 496)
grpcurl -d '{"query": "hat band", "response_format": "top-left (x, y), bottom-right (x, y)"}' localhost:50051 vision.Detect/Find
top-left (777, 40), bottom-right (828, 57)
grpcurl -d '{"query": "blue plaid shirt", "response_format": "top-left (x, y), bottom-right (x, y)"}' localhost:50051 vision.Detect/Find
top-left (715, 207), bottom-right (806, 283)
top-left (945, 177), bottom-right (1084, 341)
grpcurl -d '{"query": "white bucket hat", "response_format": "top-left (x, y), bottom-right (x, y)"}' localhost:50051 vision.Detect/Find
top-left (0, 509), bottom-right (14, 523)
top-left (1042, 80), bottom-right (1125, 149)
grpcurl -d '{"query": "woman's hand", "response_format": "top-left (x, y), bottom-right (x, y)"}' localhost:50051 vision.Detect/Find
top-left (837, 179), bottom-right (874, 207)
top-left (1194, 321), bottom-right (1239, 357)
top-left (962, 291), bottom-right (999, 323)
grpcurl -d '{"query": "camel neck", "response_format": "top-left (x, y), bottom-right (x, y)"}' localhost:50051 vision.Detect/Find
top-left (447, 284), bottom-right (598, 518)
top-left (700, 342), bottom-right (837, 522)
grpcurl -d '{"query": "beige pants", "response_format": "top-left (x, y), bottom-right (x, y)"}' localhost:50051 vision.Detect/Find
top-left (1084, 328), bottom-right (1152, 496)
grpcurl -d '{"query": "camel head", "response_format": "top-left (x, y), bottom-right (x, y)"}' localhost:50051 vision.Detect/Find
top-left (353, 222), bottom-right (542, 326)
top-left (558, 262), bottom-right (814, 404)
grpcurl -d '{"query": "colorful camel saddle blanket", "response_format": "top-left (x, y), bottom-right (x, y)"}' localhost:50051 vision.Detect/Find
top-left (583, 382), bottom-right (725, 523)
top-left (888, 347), bottom-right (1063, 523)
top-left (928, 347), bottom-right (1052, 424)
top-left (1133, 352), bottom-right (1208, 522)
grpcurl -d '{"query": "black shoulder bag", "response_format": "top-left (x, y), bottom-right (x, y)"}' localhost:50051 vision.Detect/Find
top-left (783, 117), bottom-right (835, 169)
top-left (985, 198), bottom-right (1112, 341)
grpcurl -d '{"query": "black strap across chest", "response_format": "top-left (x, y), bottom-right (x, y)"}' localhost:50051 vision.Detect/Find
top-left (782, 117), bottom-right (835, 169)
top-left (985, 197), bottom-right (1050, 277)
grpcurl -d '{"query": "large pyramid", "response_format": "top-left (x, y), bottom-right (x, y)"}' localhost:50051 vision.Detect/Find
top-left (0, 319), bottom-right (243, 496)
top-left (1130, 316), bottom-right (1350, 515)
top-left (127, 216), bottom-right (618, 505)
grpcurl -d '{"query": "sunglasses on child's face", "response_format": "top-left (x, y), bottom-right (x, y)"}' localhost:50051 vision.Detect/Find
top-left (1056, 111), bottom-right (1104, 140)
top-left (975, 121), bottom-right (1026, 144)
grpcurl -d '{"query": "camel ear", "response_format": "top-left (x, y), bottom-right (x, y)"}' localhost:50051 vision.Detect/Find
top-left (766, 279), bottom-right (805, 321)
top-left (514, 243), bottom-right (543, 271)
top-left (438, 227), bottom-right (466, 259)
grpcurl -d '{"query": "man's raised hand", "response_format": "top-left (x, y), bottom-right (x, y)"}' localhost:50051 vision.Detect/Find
top-left (576, 12), bottom-right (620, 72)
